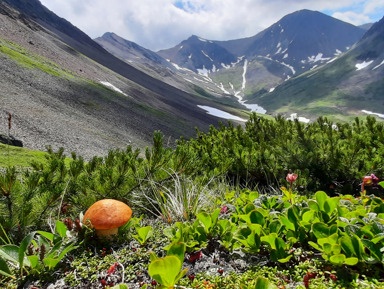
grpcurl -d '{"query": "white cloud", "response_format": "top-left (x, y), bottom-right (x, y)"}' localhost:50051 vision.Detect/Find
top-left (39, 0), bottom-right (383, 51)
top-left (332, 11), bottom-right (372, 26)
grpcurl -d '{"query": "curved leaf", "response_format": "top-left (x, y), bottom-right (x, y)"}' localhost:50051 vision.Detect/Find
top-left (315, 191), bottom-right (328, 211)
top-left (330, 253), bottom-right (346, 265)
top-left (312, 222), bottom-right (330, 239)
top-left (55, 221), bottom-right (67, 238)
top-left (19, 231), bottom-right (35, 274)
top-left (254, 276), bottom-right (278, 289)
top-left (0, 245), bottom-right (19, 263)
top-left (0, 257), bottom-right (14, 279)
top-left (148, 255), bottom-right (182, 287)
top-left (166, 242), bottom-right (186, 265)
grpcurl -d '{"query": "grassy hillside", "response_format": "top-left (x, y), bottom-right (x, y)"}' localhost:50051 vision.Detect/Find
top-left (246, 50), bottom-right (384, 121)
top-left (0, 143), bottom-right (47, 168)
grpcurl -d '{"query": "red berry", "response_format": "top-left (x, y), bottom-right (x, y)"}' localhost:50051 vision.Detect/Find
top-left (133, 247), bottom-right (137, 252)
top-left (100, 279), bottom-right (107, 287)
top-left (218, 269), bottom-right (224, 275)
top-left (188, 274), bottom-right (195, 281)
top-left (151, 280), bottom-right (157, 286)
top-left (329, 274), bottom-right (337, 282)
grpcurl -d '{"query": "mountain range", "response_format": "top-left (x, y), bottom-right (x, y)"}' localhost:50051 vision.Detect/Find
top-left (1, 0), bottom-right (383, 157)
top-left (247, 14), bottom-right (384, 121)
top-left (97, 9), bottom-right (383, 122)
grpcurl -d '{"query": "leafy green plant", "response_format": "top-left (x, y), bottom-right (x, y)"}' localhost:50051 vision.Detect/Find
top-left (132, 226), bottom-right (154, 246)
top-left (240, 276), bottom-right (278, 289)
top-left (148, 242), bottom-right (188, 288)
top-left (163, 222), bottom-right (200, 253)
top-left (234, 226), bottom-right (261, 254)
top-left (0, 221), bottom-right (77, 278)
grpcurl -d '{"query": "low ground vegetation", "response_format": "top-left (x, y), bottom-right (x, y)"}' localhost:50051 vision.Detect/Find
top-left (1, 114), bottom-right (384, 288)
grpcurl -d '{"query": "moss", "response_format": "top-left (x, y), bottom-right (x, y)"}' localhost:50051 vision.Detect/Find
top-left (0, 39), bottom-right (75, 79)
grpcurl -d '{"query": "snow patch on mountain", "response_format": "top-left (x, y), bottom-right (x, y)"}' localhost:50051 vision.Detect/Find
top-left (170, 62), bottom-right (194, 73)
top-left (281, 62), bottom-right (296, 74)
top-left (231, 56), bottom-right (244, 67)
top-left (373, 60), bottom-right (384, 70)
top-left (99, 81), bottom-right (127, 96)
top-left (355, 60), bottom-right (374, 71)
top-left (308, 53), bottom-right (331, 63)
top-left (335, 49), bottom-right (342, 55)
top-left (362, 110), bottom-right (384, 118)
top-left (201, 50), bottom-right (213, 61)
top-left (242, 59), bottom-right (248, 91)
top-left (197, 105), bottom-right (246, 121)
top-left (221, 63), bottom-right (231, 69)
top-left (218, 83), bottom-right (230, 94)
top-left (197, 66), bottom-right (209, 77)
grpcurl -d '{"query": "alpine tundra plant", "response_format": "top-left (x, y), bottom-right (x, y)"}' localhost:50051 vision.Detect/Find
top-left (1, 114), bottom-right (384, 288)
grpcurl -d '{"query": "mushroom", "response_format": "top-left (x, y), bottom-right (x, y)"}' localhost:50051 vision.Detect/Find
top-left (83, 199), bottom-right (132, 238)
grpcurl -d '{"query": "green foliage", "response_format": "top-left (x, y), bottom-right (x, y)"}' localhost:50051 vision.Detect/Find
top-left (132, 226), bottom-right (154, 246)
top-left (148, 242), bottom-right (187, 288)
top-left (3, 116), bottom-right (384, 287)
top-left (182, 114), bottom-right (384, 193)
top-left (0, 221), bottom-right (77, 279)
top-left (240, 277), bottom-right (278, 289)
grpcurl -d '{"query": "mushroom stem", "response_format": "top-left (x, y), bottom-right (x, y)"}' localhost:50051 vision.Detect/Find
top-left (96, 227), bottom-right (118, 238)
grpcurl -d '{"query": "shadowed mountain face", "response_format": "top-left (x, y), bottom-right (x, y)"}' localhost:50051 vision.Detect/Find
top-left (95, 32), bottom-right (173, 68)
top-left (0, 0), bottom-right (236, 158)
top-left (248, 16), bottom-right (384, 121)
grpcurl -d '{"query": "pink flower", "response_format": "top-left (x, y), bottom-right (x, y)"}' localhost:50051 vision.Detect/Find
top-left (220, 206), bottom-right (228, 214)
top-left (371, 174), bottom-right (379, 184)
top-left (286, 173), bottom-right (298, 183)
top-left (363, 174), bottom-right (379, 187)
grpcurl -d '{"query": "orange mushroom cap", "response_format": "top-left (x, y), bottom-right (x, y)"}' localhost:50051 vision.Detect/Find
top-left (83, 199), bottom-right (132, 230)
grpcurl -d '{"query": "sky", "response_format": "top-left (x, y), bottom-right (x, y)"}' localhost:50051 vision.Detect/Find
top-left (39, 0), bottom-right (384, 51)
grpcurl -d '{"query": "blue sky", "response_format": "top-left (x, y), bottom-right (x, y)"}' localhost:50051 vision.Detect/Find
top-left (39, 0), bottom-right (384, 51)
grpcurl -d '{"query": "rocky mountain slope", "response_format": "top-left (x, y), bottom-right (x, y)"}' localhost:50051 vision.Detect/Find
top-left (0, 0), bottom-right (242, 159)
top-left (158, 10), bottom-right (365, 82)
top-left (248, 15), bottom-right (384, 121)
top-left (97, 10), bottom-right (369, 119)
top-left (94, 32), bottom-right (236, 99)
